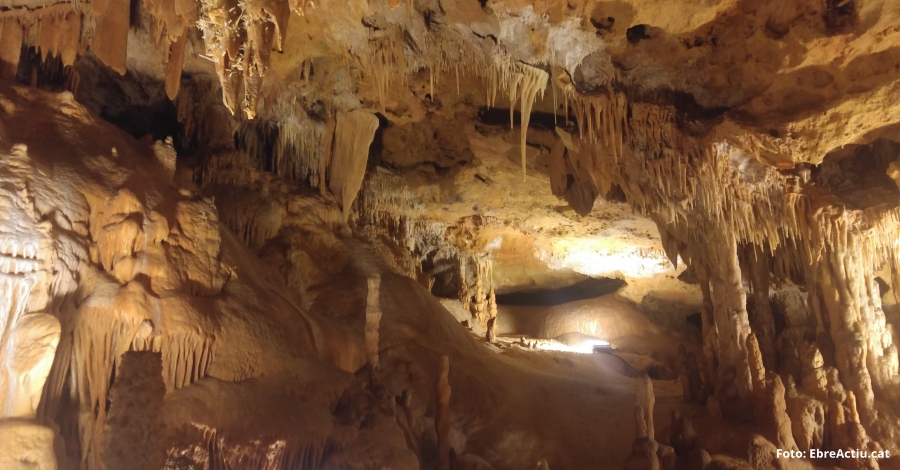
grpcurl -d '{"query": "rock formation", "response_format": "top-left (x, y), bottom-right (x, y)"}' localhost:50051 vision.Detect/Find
top-left (436, 355), bottom-right (452, 470)
top-left (0, 0), bottom-right (899, 468)
top-left (366, 274), bottom-right (382, 374)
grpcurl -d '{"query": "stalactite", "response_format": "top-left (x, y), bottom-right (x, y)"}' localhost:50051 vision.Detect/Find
top-left (244, 115), bottom-right (328, 186)
top-left (0, 19), bottom-right (24, 80)
top-left (91, 0), bottom-right (130, 74)
top-left (165, 31), bottom-right (188, 100)
top-left (215, 188), bottom-right (286, 248)
top-left (194, 0), bottom-right (295, 116)
top-left (319, 113), bottom-right (337, 196)
top-left (328, 110), bottom-right (380, 222)
top-left (358, 28), bottom-right (407, 114)
top-left (69, 279), bottom-right (217, 466)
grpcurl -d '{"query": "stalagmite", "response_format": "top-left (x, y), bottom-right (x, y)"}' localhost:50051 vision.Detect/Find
top-left (843, 392), bottom-right (880, 470)
top-left (694, 262), bottom-right (720, 391)
top-left (815, 243), bottom-right (879, 427)
top-left (488, 284), bottom-right (497, 320)
top-left (473, 260), bottom-right (486, 321)
top-left (637, 375), bottom-right (655, 440)
top-left (748, 246), bottom-right (778, 370)
top-left (826, 398), bottom-right (847, 453)
top-left (708, 231), bottom-right (754, 418)
top-left (677, 344), bottom-right (702, 404)
top-left (625, 405), bottom-right (660, 470)
top-left (747, 334), bottom-right (797, 452)
top-left (328, 111), bottom-right (380, 222)
top-left (459, 259), bottom-right (470, 312)
top-left (798, 341), bottom-right (830, 399)
top-left (486, 317), bottom-right (497, 344)
top-left (785, 378), bottom-right (825, 453)
top-left (436, 355), bottom-right (451, 470)
top-left (366, 275), bottom-right (382, 373)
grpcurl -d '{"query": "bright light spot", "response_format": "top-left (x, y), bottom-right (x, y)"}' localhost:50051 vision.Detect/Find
top-left (536, 338), bottom-right (611, 354)
top-left (484, 236), bottom-right (503, 251)
top-left (542, 237), bottom-right (672, 279)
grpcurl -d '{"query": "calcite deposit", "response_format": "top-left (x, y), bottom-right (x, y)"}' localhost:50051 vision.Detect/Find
top-left (0, 0), bottom-right (900, 468)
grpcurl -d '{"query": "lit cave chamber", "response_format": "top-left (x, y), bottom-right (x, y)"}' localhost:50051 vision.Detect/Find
top-left (0, 0), bottom-right (900, 469)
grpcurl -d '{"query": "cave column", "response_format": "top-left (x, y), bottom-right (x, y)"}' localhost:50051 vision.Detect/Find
top-left (707, 230), bottom-right (753, 411)
top-left (863, 272), bottom-right (899, 386)
top-left (814, 226), bottom-right (878, 427)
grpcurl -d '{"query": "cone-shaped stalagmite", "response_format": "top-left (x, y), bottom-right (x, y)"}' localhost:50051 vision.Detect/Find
top-left (694, 262), bottom-right (720, 393)
top-left (748, 246), bottom-right (778, 370)
top-left (747, 334), bottom-right (797, 452)
top-left (436, 355), bottom-right (451, 470)
top-left (366, 275), bottom-right (382, 373)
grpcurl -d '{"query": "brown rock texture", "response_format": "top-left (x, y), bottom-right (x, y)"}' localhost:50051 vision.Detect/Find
top-left (2, 0), bottom-right (900, 468)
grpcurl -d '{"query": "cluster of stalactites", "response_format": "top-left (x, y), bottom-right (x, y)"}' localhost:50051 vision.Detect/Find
top-left (194, 0), bottom-right (311, 118)
top-left (358, 28), bottom-right (408, 114)
top-left (43, 278), bottom-right (218, 468)
top-left (140, 0), bottom-right (201, 99)
top-left (553, 77), bottom-right (900, 451)
top-left (560, 89), bottom-right (815, 259)
top-left (0, 6), bottom-right (82, 85)
top-left (236, 115), bottom-right (326, 187)
top-left (354, 17), bottom-right (490, 116)
top-left (487, 54), bottom-right (549, 181)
